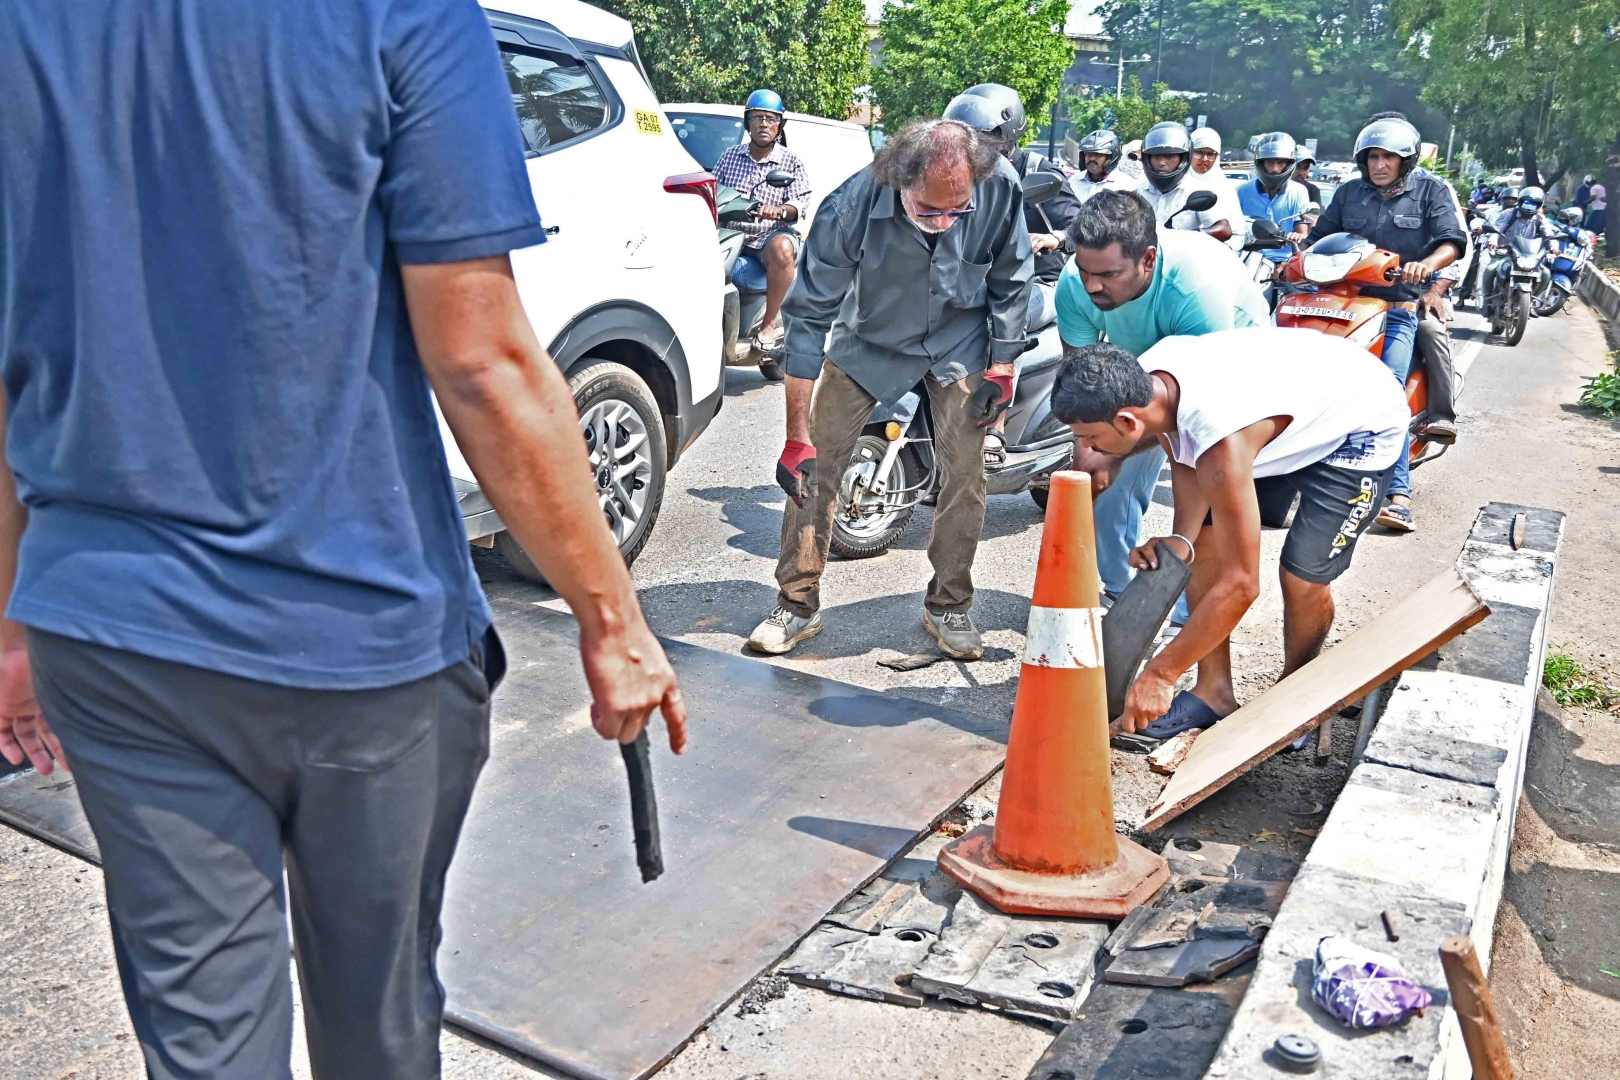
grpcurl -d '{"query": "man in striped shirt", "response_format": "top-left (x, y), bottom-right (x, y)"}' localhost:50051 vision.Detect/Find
top-left (713, 89), bottom-right (811, 352)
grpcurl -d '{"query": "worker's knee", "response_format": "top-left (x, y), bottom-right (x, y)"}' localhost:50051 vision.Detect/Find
top-left (1279, 566), bottom-right (1332, 606)
top-left (765, 235), bottom-right (796, 270)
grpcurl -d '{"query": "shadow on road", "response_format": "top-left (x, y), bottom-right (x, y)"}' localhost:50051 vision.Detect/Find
top-left (787, 815), bottom-right (921, 857)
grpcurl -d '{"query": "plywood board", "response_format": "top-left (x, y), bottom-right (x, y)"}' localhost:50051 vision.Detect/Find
top-left (1143, 567), bottom-right (1487, 831)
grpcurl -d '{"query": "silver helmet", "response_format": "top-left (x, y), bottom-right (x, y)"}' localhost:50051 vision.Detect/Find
top-left (1517, 185), bottom-right (1545, 216)
top-left (1353, 117), bottom-right (1421, 183)
top-left (1252, 132), bottom-right (1299, 195)
top-left (945, 83), bottom-right (1026, 152)
top-left (1140, 121), bottom-right (1193, 193)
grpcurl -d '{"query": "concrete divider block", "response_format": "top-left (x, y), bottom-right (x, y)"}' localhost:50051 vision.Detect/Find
top-left (1456, 540), bottom-right (1556, 612)
top-left (1365, 671), bottom-right (1528, 790)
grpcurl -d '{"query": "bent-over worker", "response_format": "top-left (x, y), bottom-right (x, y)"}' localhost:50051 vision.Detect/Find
top-left (747, 118), bottom-right (1032, 661)
top-left (1052, 328), bottom-right (1409, 738)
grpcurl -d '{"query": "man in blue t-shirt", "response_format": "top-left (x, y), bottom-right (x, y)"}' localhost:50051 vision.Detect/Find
top-left (1056, 191), bottom-right (1269, 606)
top-left (1236, 132), bottom-right (1312, 262)
top-left (0, 1), bottom-right (687, 1073)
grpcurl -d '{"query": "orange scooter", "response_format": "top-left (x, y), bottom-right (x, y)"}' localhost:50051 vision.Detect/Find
top-left (1272, 232), bottom-right (1444, 468)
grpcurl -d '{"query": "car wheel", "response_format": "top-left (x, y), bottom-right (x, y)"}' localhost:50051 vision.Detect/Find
top-left (496, 360), bottom-right (667, 583)
top-left (1030, 487), bottom-right (1049, 511)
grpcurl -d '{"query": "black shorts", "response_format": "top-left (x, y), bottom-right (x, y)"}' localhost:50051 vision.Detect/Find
top-left (1204, 459), bottom-right (1394, 584)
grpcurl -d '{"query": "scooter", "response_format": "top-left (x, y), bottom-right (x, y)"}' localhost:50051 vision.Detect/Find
top-left (1272, 232), bottom-right (1447, 470)
top-left (1533, 208), bottom-right (1592, 317)
top-left (718, 169), bottom-right (796, 381)
top-left (1474, 224), bottom-right (1544, 346)
top-left (828, 171), bottom-right (1073, 558)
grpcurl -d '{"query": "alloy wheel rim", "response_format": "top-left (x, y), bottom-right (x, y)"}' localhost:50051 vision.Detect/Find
top-left (579, 397), bottom-right (652, 547)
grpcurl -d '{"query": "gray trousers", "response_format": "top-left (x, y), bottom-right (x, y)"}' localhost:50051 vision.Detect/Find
top-left (777, 359), bottom-right (987, 617)
top-left (29, 628), bottom-right (497, 1080)
top-left (1415, 312), bottom-right (1457, 423)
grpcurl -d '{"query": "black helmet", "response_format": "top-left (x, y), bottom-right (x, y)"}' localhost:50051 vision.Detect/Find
top-left (944, 83), bottom-right (1026, 152)
top-left (1140, 121), bottom-right (1192, 193)
top-left (1076, 129), bottom-right (1122, 174)
top-left (1252, 132), bottom-right (1299, 195)
top-left (1353, 117), bottom-right (1421, 184)
top-left (1517, 185), bottom-right (1544, 217)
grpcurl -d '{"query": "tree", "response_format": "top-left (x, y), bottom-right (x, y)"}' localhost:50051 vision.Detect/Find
top-left (871, 0), bottom-right (1075, 135)
top-left (600, 0), bottom-right (869, 120)
top-left (1063, 77), bottom-right (1181, 144)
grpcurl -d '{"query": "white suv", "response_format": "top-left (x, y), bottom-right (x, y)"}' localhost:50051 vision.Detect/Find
top-left (449, 0), bottom-right (724, 578)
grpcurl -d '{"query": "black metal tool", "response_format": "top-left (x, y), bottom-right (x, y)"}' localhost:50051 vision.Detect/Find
top-left (620, 729), bottom-right (664, 882)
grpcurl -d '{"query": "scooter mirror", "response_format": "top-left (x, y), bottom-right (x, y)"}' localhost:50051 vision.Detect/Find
top-left (1182, 190), bottom-right (1218, 213)
top-left (765, 169), bottom-right (795, 188)
top-left (1303, 202), bottom-right (1322, 216)
top-left (1020, 171), bottom-right (1065, 205)
top-left (1478, 223), bottom-right (1501, 236)
top-left (1250, 218), bottom-right (1284, 241)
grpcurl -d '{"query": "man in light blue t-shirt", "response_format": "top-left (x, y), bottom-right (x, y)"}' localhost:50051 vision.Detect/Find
top-left (1056, 190), bottom-right (1270, 605)
top-left (1236, 132), bottom-right (1312, 262)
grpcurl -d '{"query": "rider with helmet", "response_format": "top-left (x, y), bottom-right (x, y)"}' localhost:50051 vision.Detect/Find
top-left (1304, 113), bottom-right (1466, 533)
top-left (1135, 121), bottom-right (1243, 248)
top-left (944, 84), bottom-right (1083, 465)
top-left (1072, 129), bottom-right (1140, 202)
top-left (1292, 153), bottom-right (1322, 204)
top-left (1491, 185), bottom-right (1558, 243)
top-left (1236, 131), bottom-right (1312, 262)
top-left (712, 89), bottom-right (812, 354)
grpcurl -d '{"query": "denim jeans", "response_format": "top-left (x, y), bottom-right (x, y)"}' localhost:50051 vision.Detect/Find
top-left (1379, 307), bottom-right (1418, 498)
top-left (1092, 445), bottom-right (1190, 622)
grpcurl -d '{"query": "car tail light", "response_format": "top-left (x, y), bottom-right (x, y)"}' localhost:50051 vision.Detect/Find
top-left (665, 171), bottom-right (718, 227)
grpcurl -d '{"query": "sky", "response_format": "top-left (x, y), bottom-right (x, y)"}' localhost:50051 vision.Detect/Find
top-left (862, 0), bottom-right (1107, 36)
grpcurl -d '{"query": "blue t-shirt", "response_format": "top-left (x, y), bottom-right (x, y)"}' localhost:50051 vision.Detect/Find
top-left (1056, 229), bottom-right (1271, 356)
top-left (1237, 179), bottom-right (1311, 261)
top-left (0, 0), bottom-right (548, 689)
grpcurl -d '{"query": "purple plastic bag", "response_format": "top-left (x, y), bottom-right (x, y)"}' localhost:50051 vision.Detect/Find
top-left (1311, 936), bottom-right (1433, 1029)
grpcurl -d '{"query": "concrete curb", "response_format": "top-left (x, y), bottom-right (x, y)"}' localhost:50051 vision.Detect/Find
top-left (1576, 264), bottom-right (1620, 322)
top-left (1204, 503), bottom-right (1565, 1079)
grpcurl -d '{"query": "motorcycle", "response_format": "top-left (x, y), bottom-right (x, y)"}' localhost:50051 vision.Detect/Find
top-left (1533, 208), bottom-right (1592, 317)
top-left (718, 169), bottom-right (796, 381)
top-left (828, 170), bottom-right (1073, 558)
top-left (1475, 225), bottom-right (1544, 346)
top-left (1272, 232), bottom-right (1447, 470)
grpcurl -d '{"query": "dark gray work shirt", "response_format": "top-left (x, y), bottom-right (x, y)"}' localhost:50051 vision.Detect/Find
top-left (783, 161), bottom-right (1033, 406)
top-left (1305, 172), bottom-right (1466, 302)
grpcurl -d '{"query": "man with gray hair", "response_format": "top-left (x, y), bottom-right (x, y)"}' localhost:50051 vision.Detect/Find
top-left (747, 118), bottom-right (1033, 660)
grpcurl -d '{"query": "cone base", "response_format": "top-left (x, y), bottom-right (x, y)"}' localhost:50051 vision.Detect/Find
top-left (938, 826), bottom-right (1169, 918)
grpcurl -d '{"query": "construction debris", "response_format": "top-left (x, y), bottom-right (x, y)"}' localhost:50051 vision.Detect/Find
top-left (1148, 730), bottom-right (1199, 774)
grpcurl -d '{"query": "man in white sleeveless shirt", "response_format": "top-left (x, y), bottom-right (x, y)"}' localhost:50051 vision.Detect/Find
top-left (1051, 327), bottom-right (1408, 738)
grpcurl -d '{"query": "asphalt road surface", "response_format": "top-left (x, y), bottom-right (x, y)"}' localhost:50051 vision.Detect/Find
top-left (3, 298), bottom-right (1617, 1080)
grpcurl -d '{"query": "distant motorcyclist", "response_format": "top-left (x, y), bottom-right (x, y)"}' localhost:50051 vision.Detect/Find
top-left (1304, 112), bottom-right (1466, 534)
top-left (1071, 129), bottom-right (1140, 202)
top-left (1236, 131), bottom-right (1311, 262)
top-left (1292, 154), bottom-right (1322, 204)
top-left (1136, 121), bottom-right (1242, 247)
top-left (945, 84), bottom-right (1084, 465)
top-left (1120, 139), bottom-right (1145, 181)
top-left (1491, 185), bottom-right (1558, 242)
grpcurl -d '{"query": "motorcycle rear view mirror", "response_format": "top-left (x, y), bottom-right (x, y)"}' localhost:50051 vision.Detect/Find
top-left (1182, 190), bottom-right (1218, 213)
top-left (1020, 172), bottom-right (1065, 205)
top-left (1250, 218), bottom-right (1284, 241)
top-left (1478, 223), bottom-right (1501, 236)
top-left (1303, 202), bottom-right (1322, 215)
top-left (765, 169), bottom-right (795, 188)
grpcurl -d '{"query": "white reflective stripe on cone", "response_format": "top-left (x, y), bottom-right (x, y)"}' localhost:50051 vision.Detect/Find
top-left (1022, 606), bottom-right (1106, 669)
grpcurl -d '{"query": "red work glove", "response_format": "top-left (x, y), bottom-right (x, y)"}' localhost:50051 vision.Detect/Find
top-left (776, 440), bottom-right (819, 507)
top-left (970, 370), bottom-right (1015, 427)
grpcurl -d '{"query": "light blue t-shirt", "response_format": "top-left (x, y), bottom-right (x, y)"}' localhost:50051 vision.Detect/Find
top-left (0, 0), bottom-right (548, 689)
top-left (1237, 179), bottom-right (1311, 261)
top-left (1056, 229), bottom-right (1271, 356)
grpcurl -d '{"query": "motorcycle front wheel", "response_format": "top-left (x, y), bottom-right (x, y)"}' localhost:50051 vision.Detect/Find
top-left (830, 433), bottom-right (922, 559)
top-left (1503, 290), bottom-right (1530, 346)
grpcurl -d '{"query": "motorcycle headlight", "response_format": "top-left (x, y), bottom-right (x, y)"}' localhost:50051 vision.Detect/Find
top-left (1515, 256), bottom-right (1540, 269)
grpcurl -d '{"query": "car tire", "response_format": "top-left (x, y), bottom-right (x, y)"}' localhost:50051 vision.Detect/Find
top-left (496, 360), bottom-right (667, 584)
top-left (1030, 487), bottom-right (1049, 511)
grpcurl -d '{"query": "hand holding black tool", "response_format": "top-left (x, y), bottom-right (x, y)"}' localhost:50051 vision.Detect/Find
top-left (620, 729), bottom-right (664, 882)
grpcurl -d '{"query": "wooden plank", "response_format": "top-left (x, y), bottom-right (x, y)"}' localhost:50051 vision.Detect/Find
top-left (1143, 568), bottom-right (1488, 831)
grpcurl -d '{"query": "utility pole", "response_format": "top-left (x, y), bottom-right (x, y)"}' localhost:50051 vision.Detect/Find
top-left (1090, 54), bottom-right (1153, 99)
top-left (1445, 106), bottom-right (1457, 168)
top-left (1155, 0), bottom-right (1167, 86)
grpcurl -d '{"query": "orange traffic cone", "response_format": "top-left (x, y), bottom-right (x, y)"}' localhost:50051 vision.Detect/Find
top-left (939, 471), bottom-right (1168, 917)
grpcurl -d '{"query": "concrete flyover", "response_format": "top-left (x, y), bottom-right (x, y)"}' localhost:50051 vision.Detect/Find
top-left (1207, 503), bottom-right (1565, 1078)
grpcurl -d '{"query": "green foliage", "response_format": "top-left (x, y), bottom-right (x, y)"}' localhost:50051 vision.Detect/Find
top-left (871, 0), bottom-right (1075, 135)
top-left (1577, 354), bottom-right (1620, 417)
top-left (1063, 77), bottom-right (1182, 144)
top-left (1096, 0), bottom-right (1442, 157)
top-left (1542, 651), bottom-right (1615, 709)
top-left (601, 0), bottom-right (869, 120)
top-left (1394, 0), bottom-right (1620, 183)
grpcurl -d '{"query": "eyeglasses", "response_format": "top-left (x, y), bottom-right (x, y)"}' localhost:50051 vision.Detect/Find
top-left (747, 114), bottom-right (781, 129)
top-left (911, 200), bottom-right (976, 219)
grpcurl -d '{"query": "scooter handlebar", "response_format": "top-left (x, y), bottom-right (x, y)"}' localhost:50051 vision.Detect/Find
top-left (1383, 266), bottom-right (1440, 285)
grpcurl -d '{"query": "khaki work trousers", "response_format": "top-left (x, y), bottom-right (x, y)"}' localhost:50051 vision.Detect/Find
top-left (776, 360), bottom-right (987, 618)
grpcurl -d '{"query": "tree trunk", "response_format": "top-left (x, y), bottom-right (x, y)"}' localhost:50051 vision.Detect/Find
top-left (1607, 130), bottom-right (1619, 259)
top-left (1520, 128), bottom-right (1541, 190)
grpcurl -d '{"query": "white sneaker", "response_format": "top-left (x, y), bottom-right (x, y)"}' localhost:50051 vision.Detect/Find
top-left (923, 609), bottom-right (984, 660)
top-left (747, 606), bottom-right (823, 655)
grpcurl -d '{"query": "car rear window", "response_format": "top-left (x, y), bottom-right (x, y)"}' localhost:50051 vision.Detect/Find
top-left (501, 46), bottom-right (609, 154)
top-left (667, 113), bottom-right (743, 172)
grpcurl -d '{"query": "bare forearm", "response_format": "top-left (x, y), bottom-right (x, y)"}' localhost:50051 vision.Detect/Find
top-left (1143, 575), bottom-right (1250, 681)
top-left (785, 376), bottom-right (814, 443)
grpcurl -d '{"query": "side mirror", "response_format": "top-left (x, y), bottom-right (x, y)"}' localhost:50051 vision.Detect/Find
top-left (1250, 218), bottom-right (1284, 241)
top-left (1020, 171), bottom-right (1065, 205)
top-left (765, 169), bottom-right (795, 188)
top-left (1479, 223), bottom-right (1501, 236)
top-left (1303, 202), bottom-right (1322, 216)
top-left (1183, 190), bottom-right (1218, 213)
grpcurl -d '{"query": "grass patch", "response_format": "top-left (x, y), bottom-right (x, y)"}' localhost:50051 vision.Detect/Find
top-left (1578, 355), bottom-right (1620, 417)
top-left (1543, 651), bottom-right (1616, 709)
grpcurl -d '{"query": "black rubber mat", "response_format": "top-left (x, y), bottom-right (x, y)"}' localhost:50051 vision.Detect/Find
top-left (0, 594), bottom-right (1009, 1080)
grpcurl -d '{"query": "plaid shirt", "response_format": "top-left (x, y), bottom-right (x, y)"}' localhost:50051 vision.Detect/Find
top-left (713, 140), bottom-right (810, 249)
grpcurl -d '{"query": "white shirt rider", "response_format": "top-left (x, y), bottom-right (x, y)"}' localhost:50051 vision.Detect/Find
top-left (1139, 172), bottom-right (1246, 252)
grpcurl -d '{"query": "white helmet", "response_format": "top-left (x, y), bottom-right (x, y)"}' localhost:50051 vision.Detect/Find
top-left (1190, 127), bottom-right (1222, 154)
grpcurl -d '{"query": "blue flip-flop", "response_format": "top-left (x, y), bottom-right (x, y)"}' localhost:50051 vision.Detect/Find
top-left (1142, 690), bottom-right (1227, 740)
